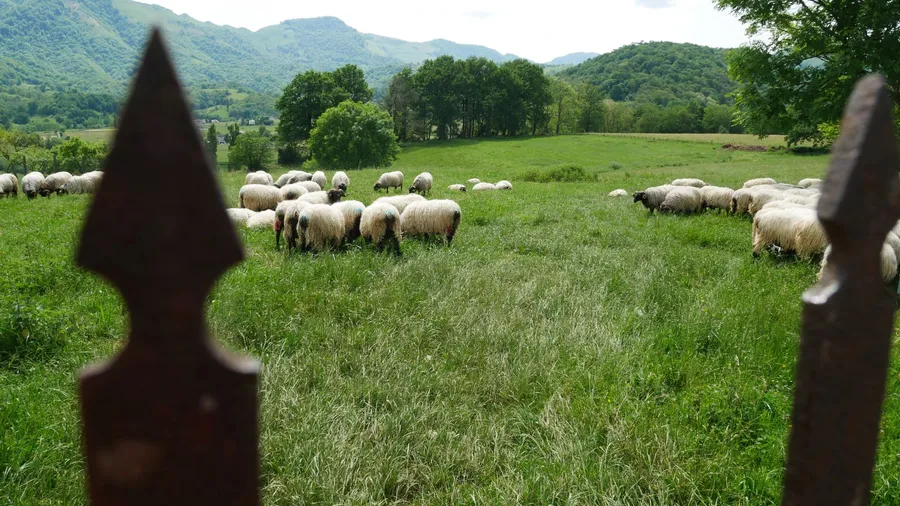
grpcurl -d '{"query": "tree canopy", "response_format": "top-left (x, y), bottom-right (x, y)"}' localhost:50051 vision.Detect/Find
top-left (309, 101), bottom-right (400, 169)
top-left (229, 131), bottom-right (275, 171)
top-left (716, 0), bottom-right (900, 145)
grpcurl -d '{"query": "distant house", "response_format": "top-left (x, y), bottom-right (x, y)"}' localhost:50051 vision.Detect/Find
top-left (211, 119), bottom-right (219, 124)
top-left (217, 135), bottom-right (226, 145)
top-left (248, 120), bottom-right (256, 126)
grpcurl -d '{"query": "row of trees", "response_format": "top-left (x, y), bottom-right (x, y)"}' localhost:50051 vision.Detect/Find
top-left (0, 128), bottom-right (107, 174)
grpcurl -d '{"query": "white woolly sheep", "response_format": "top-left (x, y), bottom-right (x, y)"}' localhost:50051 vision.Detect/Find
top-left (246, 209), bottom-right (276, 229)
top-left (747, 189), bottom-right (789, 215)
top-left (62, 173), bottom-right (102, 195)
top-left (298, 204), bottom-right (345, 252)
top-left (798, 178), bottom-right (823, 189)
top-left (633, 185), bottom-right (676, 213)
top-left (659, 187), bottom-right (702, 214)
top-left (374, 171), bottom-right (404, 192)
top-left (886, 231), bottom-right (900, 259)
top-left (819, 243), bottom-right (898, 283)
top-left (409, 172), bottom-right (434, 195)
top-left (760, 200), bottom-right (814, 212)
top-left (608, 189), bottom-right (629, 197)
top-left (373, 194), bottom-right (425, 214)
top-left (21, 172), bottom-right (44, 199)
top-left (333, 200), bottom-right (366, 243)
top-left (791, 211), bottom-right (827, 259)
top-left (752, 207), bottom-right (826, 259)
top-left (699, 186), bottom-right (735, 212)
top-left (299, 189), bottom-right (344, 205)
top-left (671, 178), bottom-right (708, 188)
top-left (332, 171), bottom-right (350, 191)
top-left (0, 173), bottom-right (17, 197)
top-left (467, 178), bottom-right (481, 185)
top-left (275, 170), bottom-right (312, 187)
top-left (274, 200), bottom-right (311, 249)
top-left (743, 178), bottom-right (778, 188)
top-left (245, 170), bottom-right (274, 186)
top-left (784, 188), bottom-right (820, 198)
top-left (280, 183), bottom-right (309, 200)
top-left (295, 181), bottom-right (321, 193)
top-left (226, 208), bottom-right (256, 226)
top-left (400, 199), bottom-right (462, 246)
top-left (472, 182), bottom-right (497, 191)
top-left (360, 203), bottom-right (402, 255)
top-left (312, 171), bottom-right (327, 189)
top-left (732, 185), bottom-right (796, 214)
top-left (239, 184), bottom-right (283, 211)
top-left (448, 184), bottom-right (467, 192)
top-left (275, 171), bottom-right (300, 188)
top-left (39, 172), bottom-right (72, 197)
top-left (495, 180), bottom-right (512, 190)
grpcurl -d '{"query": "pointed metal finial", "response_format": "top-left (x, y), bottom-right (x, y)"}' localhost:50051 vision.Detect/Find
top-left (782, 75), bottom-right (899, 506)
top-left (77, 28), bottom-right (259, 505)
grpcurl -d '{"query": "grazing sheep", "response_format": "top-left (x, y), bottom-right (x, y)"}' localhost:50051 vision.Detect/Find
top-left (467, 178), bottom-right (481, 185)
top-left (21, 172), bottom-right (44, 199)
top-left (752, 207), bottom-right (826, 259)
top-left (280, 183), bottom-right (310, 201)
top-left (448, 184), bottom-right (467, 192)
top-left (246, 209), bottom-right (276, 229)
top-left (659, 187), bottom-right (702, 214)
top-left (633, 185), bottom-right (676, 214)
top-left (671, 178), bottom-right (708, 188)
top-left (0, 173), bottom-right (17, 197)
top-left (298, 204), bottom-right (345, 252)
top-left (400, 199), bottom-right (462, 245)
top-left (360, 203), bottom-right (402, 255)
top-left (62, 172), bottom-right (103, 195)
top-left (472, 182), bottom-right (497, 191)
top-left (747, 189), bottom-right (789, 215)
top-left (496, 180), bottom-right (513, 190)
top-left (226, 208), bottom-right (256, 226)
top-left (819, 244), bottom-right (898, 283)
top-left (39, 172), bottom-right (72, 197)
top-left (274, 200), bottom-right (310, 249)
top-left (798, 178), bottom-right (823, 189)
top-left (275, 170), bottom-right (312, 187)
top-left (373, 194), bottom-right (425, 214)
top-left (784, 188), bottom-right (820, 198)
top-left (732, 185), bottom-right (796, 214)
top-left (409, 172), bottom-right (434, 195)
top-left (332, 171), bottom-right (350, 192)
top-left (608, 189), bottom-right (629, 197)
top-left (333, 200), bottom-right (366, 244)
top-left (239, 184), bottom-right (283, 211)
top-left (299, 189), bottom-right (344, 205)
top-left (374, 171), bottom-right (404, 192)
top-left (699, 186), bottom-right (735, 212)
top-left (760, 200), bottom-right (815, 212)
top-left (312, 171), bottom-right (327, 189)
top-left (792, 211), bottom-right (828, 259)
top-left (743, 178), bottom-right (778, 188)
top-left (245, 170), bottom-right (274, 186)
top-left (886, 231), bottom-right (900, 259)
top-left (296, 181), bottom-right (322, 193)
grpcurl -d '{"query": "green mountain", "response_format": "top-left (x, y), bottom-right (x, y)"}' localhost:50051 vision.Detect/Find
top-left (560, 42), bottom-right (735, 104)
top-left (547, 52), bottom-right (599, 65)
top-left (0, 0), bottom-right (520, 95)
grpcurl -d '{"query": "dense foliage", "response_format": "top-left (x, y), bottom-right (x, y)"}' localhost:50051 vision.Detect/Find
top-left (309, 101), bottom-right (399, 169)
top-left (0, 127), bottom-right (106, 174)
top-left (0, 86), bottom-right (120, 131)
top-left (229, 131), bottom-right (275, 171)
top-left (716, 0), bottom-right (900, 145)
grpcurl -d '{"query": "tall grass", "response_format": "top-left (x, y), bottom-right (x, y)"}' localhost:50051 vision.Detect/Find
top-left (2, 134), bottom-right (899, 505)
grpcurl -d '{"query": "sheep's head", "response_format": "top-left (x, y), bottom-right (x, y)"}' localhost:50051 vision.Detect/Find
top-left (632, 191), bottom-right (646, 203)
top-left (327, 188), bottom-right (345, 203)
top-left (460, 187), bottom-right (467, 192)
top-left (373, 182), bottom-right (382, 191)
top-left (408, 185), bottom-right (417, 194)
top-left (337, 183), bottom-right (348, 191)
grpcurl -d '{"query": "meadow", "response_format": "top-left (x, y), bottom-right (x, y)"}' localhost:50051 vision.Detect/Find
top-left (3, 134), bottom-right (900, 505)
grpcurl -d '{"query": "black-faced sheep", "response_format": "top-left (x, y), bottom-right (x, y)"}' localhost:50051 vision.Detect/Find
top-left (39, 172), bottom-right (72, 197)
top-left (239, 184), bottom-right (283, 211)
top-left (21, 172), bottom-right (44, 199)
top-left (332, 171), bottom-right (350, 192)
top-left (374, 171), bottom-right (404, 192)
top-left (633, 185), bottom-right (676, 213)
top-left (299, 189), bottom-right (344, 205)
top-left (496, 180), bottom-right (512, 190)
top-left (360, 202), bottom-right (402, 255)
top-left (409, 172), bottom-right (433, 195)
top-left (448, 184), bottom-right (467, 192)
top-left (400, 199), bottom-right (461, 246)
top-left (298, 204), bottom-right (345, 252)
top-left (659, 187), bottom-right (702, 214)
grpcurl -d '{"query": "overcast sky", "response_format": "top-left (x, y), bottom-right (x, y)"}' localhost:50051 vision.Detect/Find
top-left (135, 0), bottom-right (750, 62)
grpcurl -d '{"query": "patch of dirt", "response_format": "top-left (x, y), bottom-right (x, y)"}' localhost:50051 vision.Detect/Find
top-left (721, 143), bottom-right (770, 152)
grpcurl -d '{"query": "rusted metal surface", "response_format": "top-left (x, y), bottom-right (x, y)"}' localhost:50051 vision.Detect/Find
top-left (782, 75), bottom-right (899, 506)
top-left (76, 28), bottom-right (259, 505)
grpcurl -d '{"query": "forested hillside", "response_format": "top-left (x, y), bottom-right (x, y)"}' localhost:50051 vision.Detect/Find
top-left (560, 42), bottom-right (735, 104)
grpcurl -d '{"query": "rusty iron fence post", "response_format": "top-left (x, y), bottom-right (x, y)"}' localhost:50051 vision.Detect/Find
top-left (76, 29), bottom-right (259, 505)
top-left (782, 75), bottom-right (900, 506)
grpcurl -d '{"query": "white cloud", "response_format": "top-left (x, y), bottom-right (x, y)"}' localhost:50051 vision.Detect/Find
top-left (134, 0), bottom-right (750, 62)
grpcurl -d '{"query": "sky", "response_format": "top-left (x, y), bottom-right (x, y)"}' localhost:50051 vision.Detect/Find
top-left (134, 0), bottom-right (751, 62)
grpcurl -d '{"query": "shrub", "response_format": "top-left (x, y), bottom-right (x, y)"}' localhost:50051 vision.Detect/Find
top-left (609, 161), bottom-right (624, 170)
top-left (0, 300), bottom-right (65, 368)
top-left (522, 164), bottom-right (595, 183)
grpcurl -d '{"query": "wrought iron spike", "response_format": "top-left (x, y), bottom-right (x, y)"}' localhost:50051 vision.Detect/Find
top-left (76, 28), bottom-right (259, 506)
top-left (782, 75), bottom-right (899, 506)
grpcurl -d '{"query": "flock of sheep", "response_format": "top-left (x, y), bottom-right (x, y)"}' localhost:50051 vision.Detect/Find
top-left (0, 171), bottom-right (104, 198)
top-left (617, 177), bottom-right (900, 283)
top-left (228, 169), bottom-right (502, 255)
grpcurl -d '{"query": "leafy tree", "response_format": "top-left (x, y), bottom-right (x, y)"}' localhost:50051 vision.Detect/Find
top-left (716, 0), bottom-right (900, 144)
top-left (702, 103), bottom-right (736, 133)
top-left (0, 129), bottom-right (41, 172)
top-left (309, 101), bottom-right (400, 169)
top-left (384, 68), bottom-right (420, 142)
top-left (414, 56), bottom-right (461, 140)
top-left (205, 124), bottom-right (218, 155)
top-left (603, 101), bottom-right (637, 133)
top-left (227, 123), bottom-right (241, 146)
top-left (505, 59), bottom-right (552, 135)
top-left (229, 132), bottom-right (275, 171)
top-left (330, 64), bottom-right (373, 103)
top-left (548, 78), bottom-right (577, 135)
top-left (277, 70), bottom-right (340, 143)
top-left (55, 137), bottom-right (107, 174)
top-left (576, 84), bottom-right (606, 133)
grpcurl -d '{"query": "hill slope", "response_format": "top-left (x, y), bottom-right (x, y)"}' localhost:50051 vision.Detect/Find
top-left (560, 42), bottom-right (735, 104)
top-left (0, 0), bottom-right (521, 94)
top-left (547, 52), bottom-right (599, 65)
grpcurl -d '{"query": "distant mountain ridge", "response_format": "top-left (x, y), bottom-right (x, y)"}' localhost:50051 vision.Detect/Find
top-left (0, 0), bottom-right (524, 94)
top-left (547, 52), bottom-right (600, 65)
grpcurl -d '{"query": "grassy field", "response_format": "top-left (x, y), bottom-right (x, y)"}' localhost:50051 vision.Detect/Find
top-left (2, 134), bottom-right (900, 504)
top-left (597, 132), bottom-right (794, 147)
